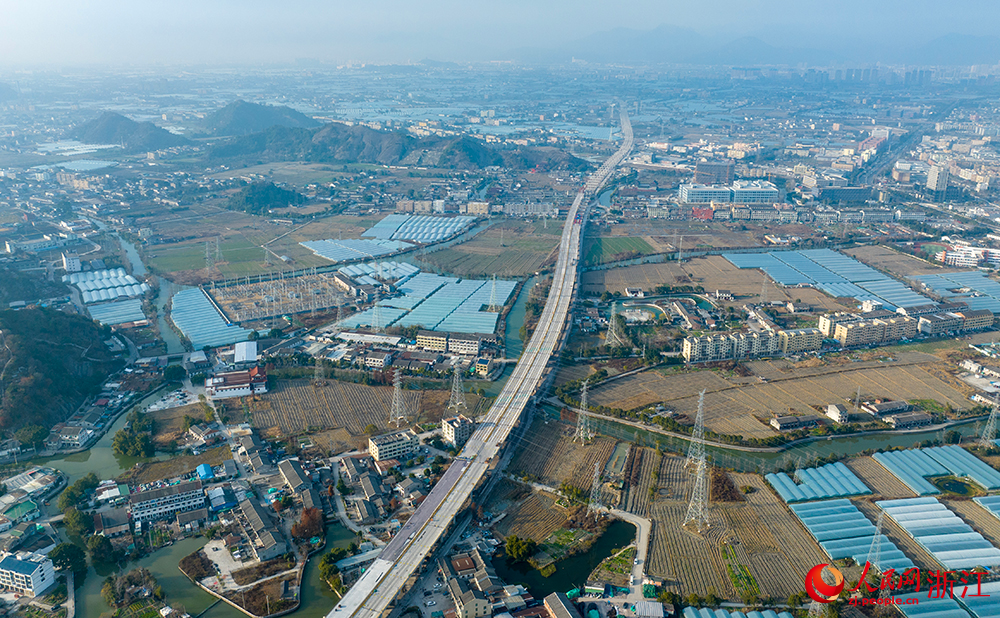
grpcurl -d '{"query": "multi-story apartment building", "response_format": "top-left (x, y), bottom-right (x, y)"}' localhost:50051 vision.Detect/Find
top-left (442, 415), bottom-right (476, 447)
top-left (129, 480), bottom-right (205, 522)
top-left (694, 160), bottom-right (735, 185)
top-left (448, 335), bottom-right (482, 356)
top-left (416, 331), bottom-right (449, 352)
top-left (0, 552), bottom-right (55, 597)
top-left (834, 319), bottom-right (886, 347)
top-left (368, 430), bottom-right (417, 462)
top-left (780, 328), bottom-right (823, 354)
top-left (679, 184), bottom-right (732, 204)
top-left (827, 314), bottom-right (918, 347)
top-left (731, 180), bottom-right (780, 204)
top-left (957, 309), bottom-right (995, 331)
top-left (918, 312), bottom-right (965, 335)
top-left (683, 328), bottom-right (818, 363)
top-left (682, 334), bottom-right (733, 363)
top-left (818, 312), bottom-right (859, 337)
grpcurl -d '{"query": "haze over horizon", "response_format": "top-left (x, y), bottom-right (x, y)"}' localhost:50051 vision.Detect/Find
top-left (3, 0), bottom-right (1000, 68)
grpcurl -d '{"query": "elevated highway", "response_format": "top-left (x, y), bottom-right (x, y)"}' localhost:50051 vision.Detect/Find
top-left (330, 107), bottom-right (634, 618)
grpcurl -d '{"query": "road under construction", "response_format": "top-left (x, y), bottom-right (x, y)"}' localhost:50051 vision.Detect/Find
top-left (329, 107), bottom-right (635, 618)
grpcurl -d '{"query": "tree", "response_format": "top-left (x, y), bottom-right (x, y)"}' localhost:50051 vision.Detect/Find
top-left (50, 543), bottom-right (87, 574)
top-left (163, 364), bottom-right (186, 382)
top-left (247, 331), bottom-right (260, 341)
top-left (15, 425), bottom-right (48, 451)
top-left (291, 507), bottom-right (324, 540)
top-left (336, 478), bottom-right (351, 495)
top-left (64, 507), bottom-right (94, 537)
top-left (319, 549), bottom-right (346, 591)
top-left (88, 534), bottom-right (117, 564)
top-left (364, 424), bottom-right (378, 435)
top-left (504, 535), bottom-right (537, 562)
top-left (58, 472), bottom-right (101, 511)
top-left (944, 430), bottom-right (961, 444)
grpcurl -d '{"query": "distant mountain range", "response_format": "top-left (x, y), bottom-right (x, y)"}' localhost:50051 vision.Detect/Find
top-left (514, 25), bottom-right (1000, 67)
top-left (208, 123), bottom-right (590, 171)
top-left (202, 100), bottom-right (320, 136)
top-left (72, 112), bottom-right (188, 152)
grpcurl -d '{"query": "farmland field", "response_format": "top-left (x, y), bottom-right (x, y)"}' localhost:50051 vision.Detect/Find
top-left (510, 417), bottom-right (616, 491)
top-left (589, 360), bottom-right (970, 439)
top-left (582, 237), bottom-right (655, 266)
top-left (582, 255), bottom-right (846, 311)
top-left (494, 491), bottom-right (569, 542)
top-left (844, 456), bottom-right (916, 499)
top-left (844, 245), bottom-right (962, 278)
top-left (149, 403), bottom-right (206, 448)
top-left (420, 221), bottom-right (560, 277)
top-left (240, 379), bottom-right (471, 445)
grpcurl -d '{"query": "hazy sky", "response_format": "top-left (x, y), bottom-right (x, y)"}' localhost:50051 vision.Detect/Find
top-left (2, 0), bottom-right (999, 67)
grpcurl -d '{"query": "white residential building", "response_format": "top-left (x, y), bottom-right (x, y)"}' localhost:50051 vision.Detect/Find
top-left (129, 480), bottom-right (205, 522)
top-left (0, 552), bottom-right (55, 597)
top-left (368, 430), bottom-right (417, 462)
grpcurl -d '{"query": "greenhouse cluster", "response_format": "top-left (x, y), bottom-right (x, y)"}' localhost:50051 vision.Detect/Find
top-left (724, 248), bottom-right (934, 310)
top-left (765, 462), bottom-right (871, 503)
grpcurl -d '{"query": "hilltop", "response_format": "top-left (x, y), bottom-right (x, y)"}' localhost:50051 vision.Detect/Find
top-left (207, 123), bottom-right (590, 171)
top-left (203, 100), bottom-right (321, 136)
top-left (0, 308), bottom-right (123, 431)
top-left (71, 112), bottom-right (189, 152)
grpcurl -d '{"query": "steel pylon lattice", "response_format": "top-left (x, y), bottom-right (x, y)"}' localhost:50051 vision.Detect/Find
top-left (682, 455), bottom-right (710, 532)
top-left (313, 357), bottom-right (325, 384)
top-left (684, 391), bottom-right (706, 470)
top-left (389, 369), bottom-right (407, 426)
top-left (606, 303), bottom-right (627, 348)
top-left (487, 275), bottom-right (500, 312)
top-left (866, 509), bottom-right (884, 573)
top-left (979, 406), bottom-right (998, 450)
top-left (587, 462), bottom-right (603, 517)
top-left (447, 364), bottom-right (469, 415)
top-left (574, 379), bottom-right (592, 443)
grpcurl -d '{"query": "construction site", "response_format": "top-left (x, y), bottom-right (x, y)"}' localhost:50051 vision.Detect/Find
top-left (207, 270), bottom-right (351, 324)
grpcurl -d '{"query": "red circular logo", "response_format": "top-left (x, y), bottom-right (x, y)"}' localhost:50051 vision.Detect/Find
top-left (805, 564), bottom-right (844, 603)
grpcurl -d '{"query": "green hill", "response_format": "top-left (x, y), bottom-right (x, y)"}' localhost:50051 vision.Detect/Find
top-left (207, 123), bottom-right (590, 172)
top-left (72, 112), bottom-right (189, 152)
top-left (204, 100), bottom-right (321, 136)
top-left (226, 182), bottom-right (306, 215)
top-left (0, 308), bottom-right (123, 431)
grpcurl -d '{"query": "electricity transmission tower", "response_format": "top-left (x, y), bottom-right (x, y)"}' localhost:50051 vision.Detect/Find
top-left (587, 462), bottom-right (603, 517)
top-left (215, 236), bottom-right (222, 261)
top-left (979, 406), bottom-right (998, 449)
top-left (389, 369), bottom-right (407, 427)
top-left (606, 303), bottom-right (627, 348)
top-left (760, 279), bottom-right (768, 304)
top-left (447, 364), bottom-right (469, 416)
top-left (205, 242), bottom-right (213, 273)
top-left (372, 303), bottom-right (385, 334)
top-left (866, 509), bottom-right (884, 572)
top-left (573, 380), bottom-right (592, 443)
top-left (487, 275), bottom-right (501, 312)
top-left (854, 386), bottom-right (862, 416)
top-left (683, 390), bottom-right (710, 532)
top-left (313, 357), bottom-right (325, 385)
top-left (685, 391), bottom-right (706, 470)
top-left (683, 456), bottom-right (710, 533)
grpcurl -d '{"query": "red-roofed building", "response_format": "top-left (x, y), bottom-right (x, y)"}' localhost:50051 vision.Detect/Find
top-left (206, 367), bottom-right (267, 400)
